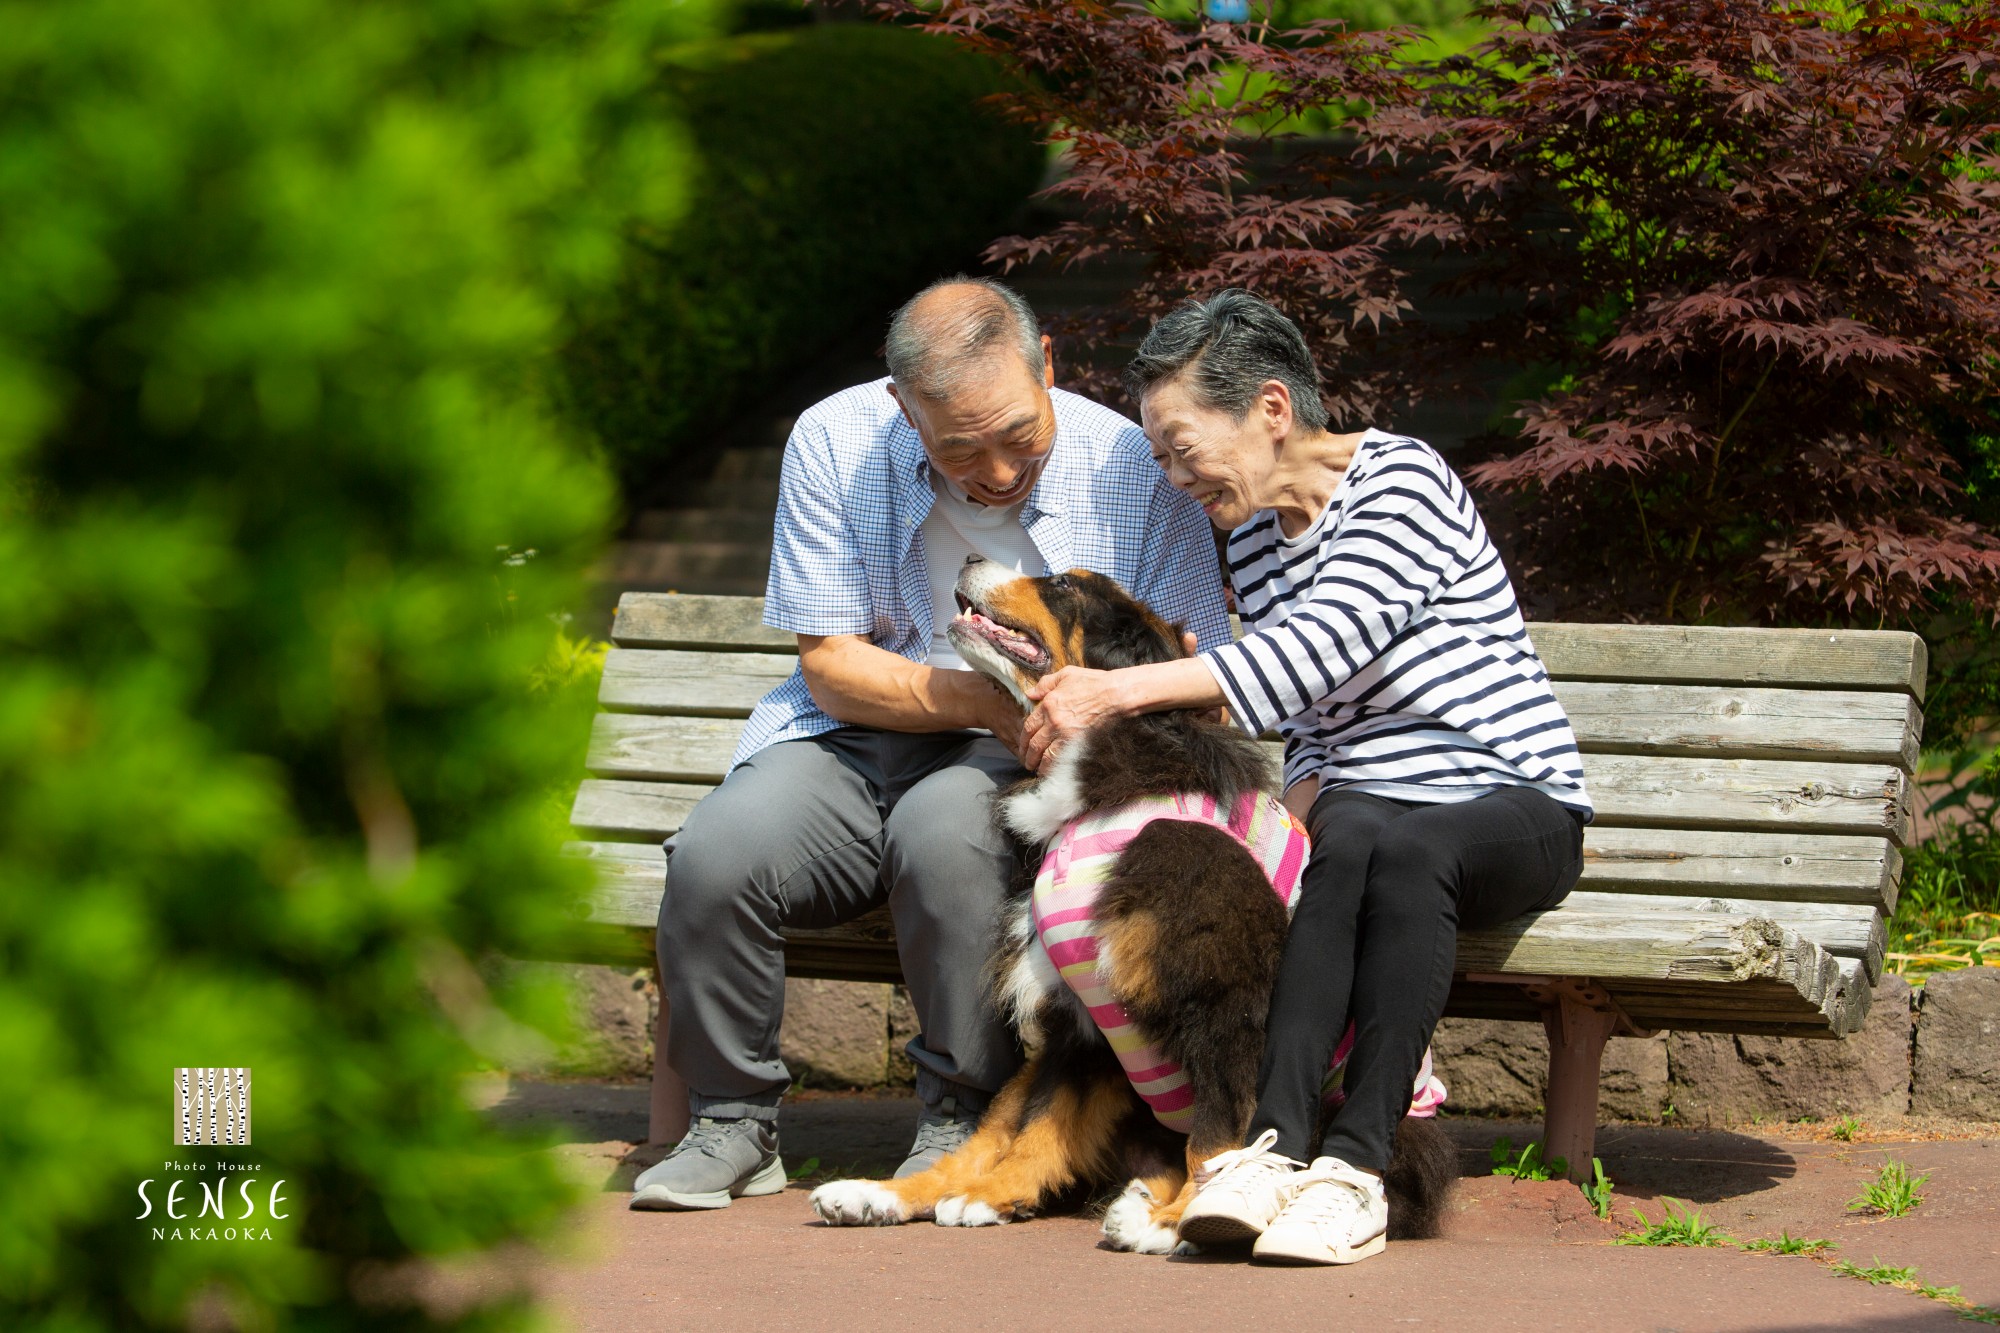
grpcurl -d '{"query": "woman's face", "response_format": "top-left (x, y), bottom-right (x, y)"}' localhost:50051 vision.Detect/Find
top-left (1140, 376), bottom-right (1280, 531)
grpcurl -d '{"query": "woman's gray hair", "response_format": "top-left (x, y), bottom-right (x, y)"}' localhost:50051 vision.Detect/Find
top-left (1124, 289), bottom-right (1329, 432)
top-left (885, 275), bottom-right (1046, 402)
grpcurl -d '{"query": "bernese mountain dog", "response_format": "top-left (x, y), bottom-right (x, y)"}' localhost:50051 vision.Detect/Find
top-left (810, 557), bottom-right (1455, 1252)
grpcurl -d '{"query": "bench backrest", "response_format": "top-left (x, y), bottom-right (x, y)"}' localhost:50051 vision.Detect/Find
top-left (566, 593), bottom-right (1925, 1037)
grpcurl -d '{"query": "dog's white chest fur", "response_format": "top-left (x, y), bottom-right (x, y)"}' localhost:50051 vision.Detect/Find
top-left (999, 736), bottom-right (1090, 846)
top-left (993, 738), bottom-right (1097, 1049)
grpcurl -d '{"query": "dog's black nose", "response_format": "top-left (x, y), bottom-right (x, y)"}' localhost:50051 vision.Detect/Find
top-left (963, 554), bottom-right (987, 567)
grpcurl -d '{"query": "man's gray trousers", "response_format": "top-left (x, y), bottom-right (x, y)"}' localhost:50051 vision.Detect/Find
top-left (656, 726), bottom-right (1026, 1122)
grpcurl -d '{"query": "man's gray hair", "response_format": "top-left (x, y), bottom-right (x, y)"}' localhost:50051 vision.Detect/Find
top-left (885, 275), bottom-right (1046, 401)
top-left (1124, 289), bottom-right (1330, 433)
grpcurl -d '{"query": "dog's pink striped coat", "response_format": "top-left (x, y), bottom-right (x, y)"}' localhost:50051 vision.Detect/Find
top-left (1029, 788), bottom-right (1446, 1132)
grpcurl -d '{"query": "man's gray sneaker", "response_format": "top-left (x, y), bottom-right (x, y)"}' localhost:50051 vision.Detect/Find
top-left (631, 1116), bottom-right (785, 1211)
top-left (894, 1094), bottom-right (979, 1179)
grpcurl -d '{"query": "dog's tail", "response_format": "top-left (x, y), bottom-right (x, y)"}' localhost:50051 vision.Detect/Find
top-left (1383, 1114), bottom-right (1457, 1240)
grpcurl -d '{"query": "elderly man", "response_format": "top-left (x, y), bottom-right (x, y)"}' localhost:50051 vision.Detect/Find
top-left (631, 277), bottom-right (1231, 1212)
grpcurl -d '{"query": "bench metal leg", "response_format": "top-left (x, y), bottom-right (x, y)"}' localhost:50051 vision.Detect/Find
top-left (1541, 992), bottom-right (1616, 1183)
top-left (648, 967), bottom-right (691, 1146)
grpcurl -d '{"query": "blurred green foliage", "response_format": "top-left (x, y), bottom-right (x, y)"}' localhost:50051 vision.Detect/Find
top-left (0, 0), bottom-right (711, 1327)
top-left (721, 0), bottom-right (817, 30)
top-left (558, 23), bottom-right (1043, 485)
top-left (1917, 393), bottom-right (2000, 748)
top-left (1895, 749), bottom-right (2000, 981)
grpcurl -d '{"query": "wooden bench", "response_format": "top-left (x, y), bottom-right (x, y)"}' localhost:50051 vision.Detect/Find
top-left (550, 592), bottom-right (1925, 1181)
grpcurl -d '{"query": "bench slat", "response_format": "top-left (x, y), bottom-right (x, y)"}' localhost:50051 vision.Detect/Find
top-left (585, 714), bottom-right (745, 784)
top-left (1529, 622), bottom-right (1926, 700)
top-left (583, 716), bottom-right (1911, 842)
top-left (572, 780), bottom-right (1901, 911)
top-left (1554, 682), bottom-right (1920, 768)
top-left (1553, 892), bottom-right (1883, 982)
top-left (569, 779), bottom-right (712, 840)
top-left (1449, 963), bottom-right (1870, 1037)
top-left (599, 648), bottom-right (797, 715)
top-left (609, 594), bottom-right (1927, 700)
top-left (1582, 753), bottom-right (1909, 843)
top-left (613, 593), bottom-right (794, 652)
top-left (593, 649), bottom-right (1922, 768)
top-left (1577, 827), bottom-right (1898, 913)
top-left (1456, 912), bottom-right (1849, 1030)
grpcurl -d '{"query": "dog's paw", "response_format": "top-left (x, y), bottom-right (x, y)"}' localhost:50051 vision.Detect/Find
top-left (810, 1179), bottom-right (908, 1227)
top-left (1171, 1239), bottom-right (1204, 1257)
top-left (1101, 1180), bottom-right (1178, 1254)
top-left (934, 1195), bottom-right (1006, 1228)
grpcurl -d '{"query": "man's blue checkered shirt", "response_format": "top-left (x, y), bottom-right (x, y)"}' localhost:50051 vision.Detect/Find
top-left (733, 377), bottom-right (1234, 769)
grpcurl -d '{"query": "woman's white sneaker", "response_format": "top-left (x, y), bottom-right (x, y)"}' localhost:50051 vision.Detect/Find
top-left (1251, 1156), bottom-right (1388, 1265)
top-left (1174, 1128), bottom-right (1305, 1247)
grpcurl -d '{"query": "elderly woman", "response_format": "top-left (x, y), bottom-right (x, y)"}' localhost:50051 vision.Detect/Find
top-left (1022, 289), bottom-right (1592, 1266)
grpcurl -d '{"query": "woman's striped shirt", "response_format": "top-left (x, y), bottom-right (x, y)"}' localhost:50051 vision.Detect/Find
top-left (1198, 430), bottom-right (1593, 819)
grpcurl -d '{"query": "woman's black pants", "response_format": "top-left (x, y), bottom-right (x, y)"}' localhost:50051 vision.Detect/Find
top-left (1248, 784), bottom-right (1585, 1170)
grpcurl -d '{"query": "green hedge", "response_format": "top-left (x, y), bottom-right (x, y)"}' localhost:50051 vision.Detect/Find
top-left (561, 23), bottom-right (1044, 484)
top-left (0, 0), bottom-right (703, 1326)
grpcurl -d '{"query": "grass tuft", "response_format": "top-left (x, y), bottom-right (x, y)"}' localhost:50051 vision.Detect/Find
top-left (1827, 1258), bottom-right (2000, 1324)
top-left (1743, 1230), bottom-right (1836, 1256)
top-left (1615, 1198), bottom-right (1729, 1247)
top-left (1848, 1160), bottom-right (1928, 1218)
top-left (1581, 1158), bottom-right (1615, 1220)
top-left (1489, 1136), bottom-right (1564, 1182)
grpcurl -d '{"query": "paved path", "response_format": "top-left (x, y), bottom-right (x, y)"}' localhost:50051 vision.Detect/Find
top-left (471, 1080), bottom-right (2000, 1332)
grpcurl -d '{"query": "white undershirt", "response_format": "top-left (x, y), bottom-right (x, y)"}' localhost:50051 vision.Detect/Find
top-left (922, 469), bottom-right (1047, 669)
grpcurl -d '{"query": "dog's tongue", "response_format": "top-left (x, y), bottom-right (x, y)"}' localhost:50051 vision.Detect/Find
top-left (960, 610), bottom-right (1025, 643)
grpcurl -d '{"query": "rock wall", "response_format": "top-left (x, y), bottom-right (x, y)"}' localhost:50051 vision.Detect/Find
top-left (1430, 974), bottom-right (1999, 1125)
top-left (1428, 1018), bottom-right (1670, 1121)
top-left (529, 966), bottom-right (2000, 1124)
top-left (1666, 976), bottom-right (1913, 1123)
top-left (1911, 968), bottom-right (2000, 1119)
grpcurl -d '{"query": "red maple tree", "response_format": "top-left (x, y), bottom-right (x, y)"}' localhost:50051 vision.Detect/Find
top-left (873, 0), bottom-right (2000, 641)
top-left (869, 0), bottom-right (1421, 423)
top-left (1383, 0), bottom-right (2000, 628)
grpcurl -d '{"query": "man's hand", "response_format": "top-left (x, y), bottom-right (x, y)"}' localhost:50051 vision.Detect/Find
top-left (974, 678), bottom-right (1030, 765)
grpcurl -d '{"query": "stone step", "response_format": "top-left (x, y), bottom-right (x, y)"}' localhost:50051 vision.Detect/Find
top-left (593, 571), bottom-right (772, 599)
top-left (705, 441), bottom-right (790, 485)
top-left (674, 472), bottom-right (782, 512)
top-left (629, 508), bottom-right (776, 545)
top-left (599, 540), bottom-right (772, 595)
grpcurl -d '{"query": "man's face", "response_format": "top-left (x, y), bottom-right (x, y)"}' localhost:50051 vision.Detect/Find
top-left (889, 337), bottom-right (1058, 506)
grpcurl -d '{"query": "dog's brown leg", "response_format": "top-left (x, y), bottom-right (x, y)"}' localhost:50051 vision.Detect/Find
top-left (808, 1061), bottom-right (1035, 1226)
top-left (1147, 1138), bottom-right (1213, 1240)
top-left (921, 1062), bottom-right (1131, 1225)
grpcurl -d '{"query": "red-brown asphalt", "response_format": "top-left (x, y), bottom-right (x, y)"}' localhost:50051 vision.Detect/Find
top-left (476, 1081), bottom-right (2000, 1333)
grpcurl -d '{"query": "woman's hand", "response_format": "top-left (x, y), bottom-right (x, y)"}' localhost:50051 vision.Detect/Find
top-left (1022, 667), bottom-right (1130, 772)
top-left (1021, 632), bottom-right (1209, 773)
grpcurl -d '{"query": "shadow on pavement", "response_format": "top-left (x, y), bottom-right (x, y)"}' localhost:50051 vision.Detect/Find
top-left (1441, 1117), bottom-right (1798, 1205)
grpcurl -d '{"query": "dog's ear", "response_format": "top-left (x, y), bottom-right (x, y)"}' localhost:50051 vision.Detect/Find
top-left (1086, 606), bottom-right (1184, 670)
top-left (1167, 619), bottom-right (1192, 659)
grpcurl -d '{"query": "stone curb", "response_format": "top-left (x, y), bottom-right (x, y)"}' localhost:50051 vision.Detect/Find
top-left (530, 965), bottom-right (2000, 1124)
